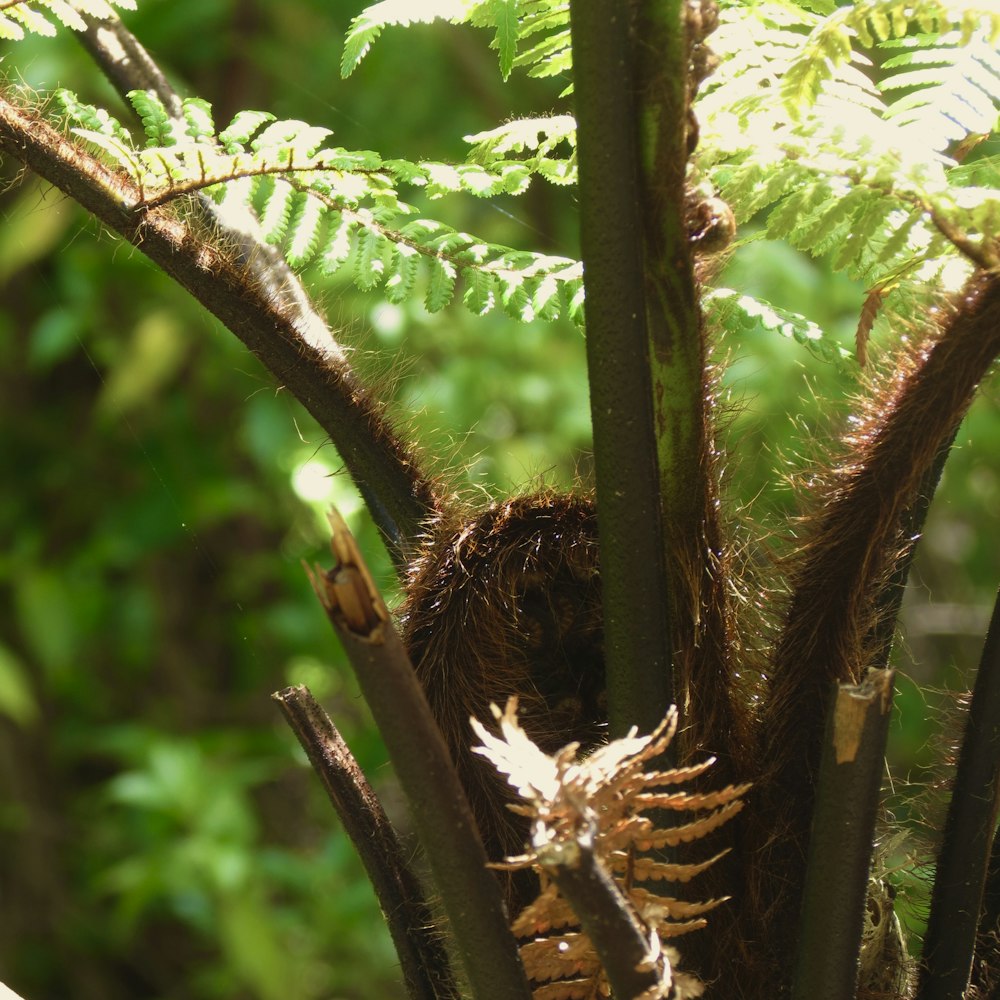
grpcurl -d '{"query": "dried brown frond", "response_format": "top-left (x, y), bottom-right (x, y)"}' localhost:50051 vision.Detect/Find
top-left (473, 699), bottom-right (749, 999)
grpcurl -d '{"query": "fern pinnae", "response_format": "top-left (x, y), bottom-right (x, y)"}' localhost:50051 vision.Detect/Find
top-left (385, 243), bottom-right (421, 304)
top-left (880, 32), bottom-right (1000, 145)
top-left (354, 227), bottom-right (390, 292)
top-left (462, 265), bottom-right (495, 315)
top-left (218, 109), bottom-right (275, 153)
top-left (425, 256), bottom-right (457, 313)
top-left (513, 25), bottom-right (571, 79)
top-left (55, 89), bottom-right (586, 320)
top-left (340, 0), bottom-right (474, 79)
top-left (129, 88), bottom-right (177, 147)
top-left (514, 0), bottom-right (568, 54)
top-left (178, 96), bottom-right (214, 144)
top-left (831, 198), bottom-right (895, 274)
top-left (320, 211), bottom-right (353, 274)
top-left (531, 273), bottom-right (561, 322)
top-left (872, 207), bottom-right (926, 267)
top-left (0, 0), bottom-right (135, 39)
top-left (704, 287), bottom-right (851, 368)
top-left (499, 275), bottom-right (532, 323)
top-left (342, 0), bottom-right (572, 89)
top-left (486, 0), bottom-right (519, 79)
top-left (2, 3), bottom-right (55, 37)
top-left (284, 192), bottom-right (325, 269)
top-left (764, 183), bottom-right (829, 243)
top-left (795, 184), bottom-right (870, 256)
top-left (257, 176), bottom-right (295, 245)
top-left (782, 1), bottom-right (1000, 116)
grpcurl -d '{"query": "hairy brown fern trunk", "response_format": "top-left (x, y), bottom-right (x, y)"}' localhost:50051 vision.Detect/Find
top-left (400, 493), bottom-right (604, 908)
top-left (737, 271), bottom-right (1000, 997)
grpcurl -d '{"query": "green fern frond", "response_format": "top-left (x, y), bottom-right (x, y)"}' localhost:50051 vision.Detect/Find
top-left (465, 115), bottom-right (576, 185)
top-left (341, 0), bottom-right (569, 85)
top-left (712, 146), bottom-right (983, 283)
top-left (782, 1), bottom-right (1000, 117)
top-left (56, 89), bottom-right (584, 323)
top-left (701, 0), bottom-right (1000, 291)
top-left (0, 0), bottom-right (135, 40)
top-left (511, 1), bottom-right (571, 92)
top-left (128, 88), bottom-right (176, 146)
top-left (880, 32), bottom-right (1000, 150)
top-left (56, 89), bottom-right (131, 142)
top-left (340, 0), bottom-right (466, 78)
top-left (218, 109), bottom-right (276, 152)
top-left (485, 0), bottom-right (519, 78)
top-left (703, 287), bottom-right (851, 368)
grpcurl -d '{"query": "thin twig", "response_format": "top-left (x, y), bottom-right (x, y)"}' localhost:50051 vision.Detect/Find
top-left (272, 685), bottom-right (458, 1000)
top-left (918, 585), bottom-right (1000, 1000)
top-left (305, 509), bottom-right (531, 1000)
top-left (793, 670), bottom-right (895, 1000)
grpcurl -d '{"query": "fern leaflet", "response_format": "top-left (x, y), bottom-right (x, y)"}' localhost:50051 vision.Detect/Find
top-left (880, 31), bottom-right (1000, 149)
top-left (704, 287), bottom-right (852, 368)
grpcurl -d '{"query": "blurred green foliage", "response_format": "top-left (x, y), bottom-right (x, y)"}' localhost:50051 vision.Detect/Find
top-left (1, 1), bottom-right (998, 996)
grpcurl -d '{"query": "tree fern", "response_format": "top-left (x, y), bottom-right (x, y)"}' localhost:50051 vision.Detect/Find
top-left (0, 0), bottom-right (135, 40)
top-left (55, 89), bottom-right (585, 323)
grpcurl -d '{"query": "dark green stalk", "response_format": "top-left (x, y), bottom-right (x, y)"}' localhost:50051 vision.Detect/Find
top-left (307, 511), bottom-right (530, 1000)
top-left (0, 93), bottom-right (440, 560)
top-left (918, 585), bottom-right (1000, 1000)
top-left (568, 0), bottom-right (673, 742)
top-left (632, 0), bottom-right (737, 765)
top-left (272, 685), bottom-right (458, 1000)
top-left (793, 670), bottom-right (895, 1000)
top-left (633, 0), bottom-right (702, 537)
top-left (971, 823), bottom-right (1000, 996)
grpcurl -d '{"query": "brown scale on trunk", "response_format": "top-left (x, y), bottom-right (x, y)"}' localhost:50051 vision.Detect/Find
top-left (400, 492), bottom-right (604, 906)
